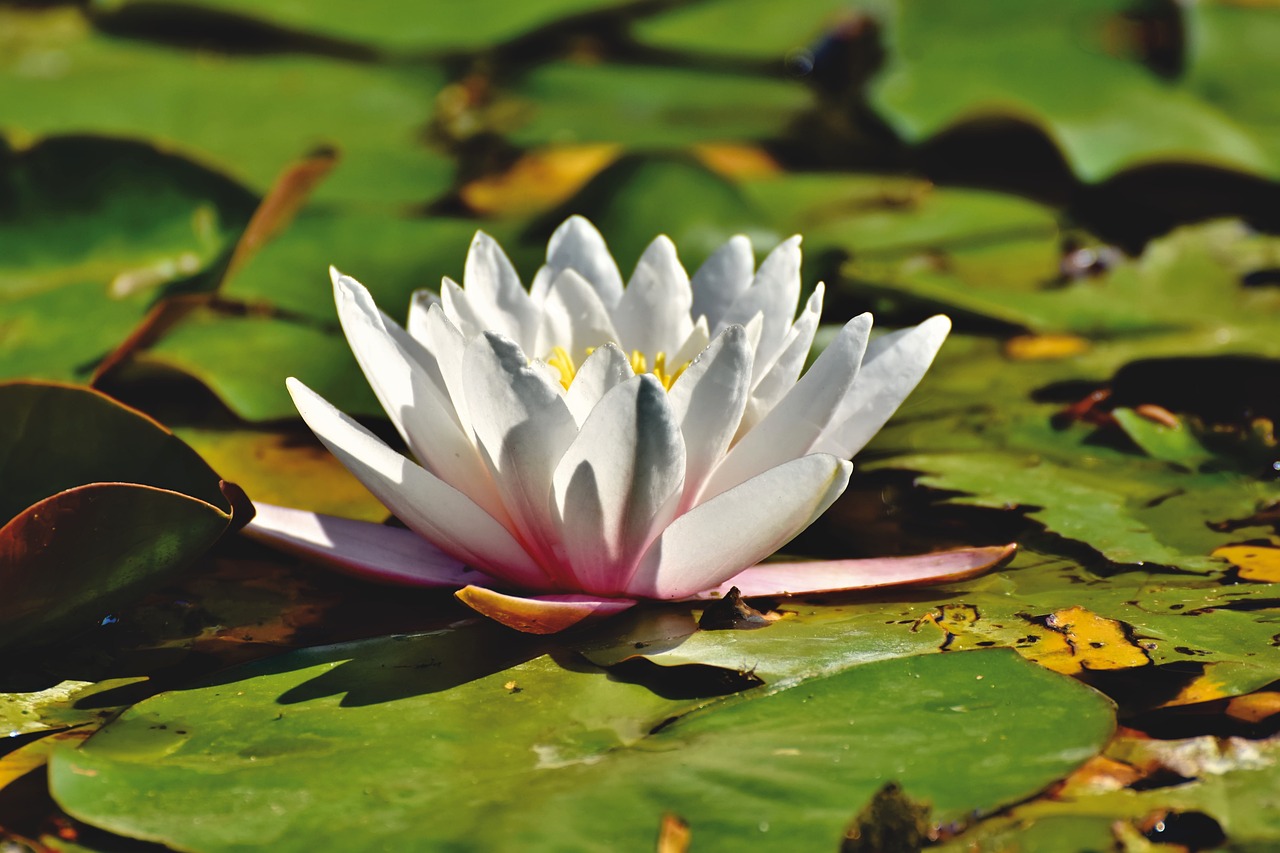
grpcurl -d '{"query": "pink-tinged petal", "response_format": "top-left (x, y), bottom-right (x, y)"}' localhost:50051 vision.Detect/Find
top-left (612, 236), bottom-right (694, 357)
top-left (706, 313), bottom-right (872, 501)
top-left (463, 332), bottom-right (577, 580)
top-left (456, 585), bottom-right (636, 634)
top-left (744, 283), bottom-right (824, 427)
top-left (815, 315), bottom-right (952, 459)
top-left (695, 544), bottom-right (1017, 599)
top-left (286, 378), bottom-right (550, 589)
top-left (553, 375), bottom-right (686, 595)
top-left (463, 231), bottom-right (539, 350)
top-left (720, 236), bottom-right (801, 366)
top-left (543, 215), bottom-right (624, 309)
top-left (628, 454), bottom-right (852, 600)
top-left (666, 325), bottom-right (752, 511)
top-left (244, 502), bottom-right (502, 589)
top-left (692, 235), bottom-right (754, 332)
top-left (535, 269), bottom-right (621, 361)
top-left (332, 272), bottom-right (505, 522)
top-left (563, 343), bottom-right (633, 426)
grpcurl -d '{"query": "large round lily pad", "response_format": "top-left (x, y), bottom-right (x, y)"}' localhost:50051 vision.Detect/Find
top-left (50, 633), bottom-right (1113, 851)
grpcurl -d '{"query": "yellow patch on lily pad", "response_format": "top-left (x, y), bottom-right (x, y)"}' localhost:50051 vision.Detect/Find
top-left (920, 603), bottom-right (1147, 675)
top-left (1212, 544), bottom-right (1280, 582)
top-left (1002, 334), bottom-right (1091, 361)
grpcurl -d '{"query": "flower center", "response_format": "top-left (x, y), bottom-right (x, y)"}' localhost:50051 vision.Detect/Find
top-left (545, 346), bottom-right (690, 391)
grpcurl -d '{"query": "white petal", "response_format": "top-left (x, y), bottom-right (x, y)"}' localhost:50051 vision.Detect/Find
top-left (534, 269), bottom-right (621, 360)
top-left (439, 276), bottom-right (484, 339)
top-left (746, 283), bottom-right (824, 424)
top-left (692, 235), bottom-right (754, 333)
top-left (406, 298), bottom-right (473, 432)
top-left (553, 375), bottom-right (686, 595)
top-left (705, 313), bottom-right (872, 500)
top-left (544, 215), bottom-right (624, 308)
top-left (285, 379), bottom-right (548, 589)
top-left (563, 343), bottom-right (633, 426)
top-left (628, 454), bottom-right (852, 599)
top-left (464, 230), bottom-right (539, 350)
top-left (666, 325), bottom-right (752, 512)
top-left (669, 315), bottom-right (711, 368)
top-left (332, 271), bottom-right (504, 518)
top-left (720, 236), bottom-right (801, 366)
top-left (815, 315), bottom-right (951, 459)
top-left (463, 332), bottom-right (577, 579)
top-left (611, 235), bottom-right (694, 357)
top-left (244, 502), bottom-right (501, 589)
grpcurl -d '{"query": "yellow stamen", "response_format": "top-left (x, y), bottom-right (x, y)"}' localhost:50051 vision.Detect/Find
top-left (546, 346), bottom-right (691, 392)
top-left (546, 346), bottom-right (577, 390)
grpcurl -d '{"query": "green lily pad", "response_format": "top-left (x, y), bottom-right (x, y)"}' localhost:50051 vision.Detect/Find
top-left (130, 307), bottom-right (379, 423)
top-left (506, 62), bottom-right (814, 149)
top-left (1184, 0), bottom-right (1280, 168)
top-left (852, 220), bottom-right (1280, 338)
top-left (0, 9), bottom-right (452, 205)
top-left (632, 0), bottom-right (890, 61)
top-left (0, 381), bottom-right (225, 521)
top-left (98, 0), bottom-right (632, 54)
top-left (222, 209), bottom-right (496, 324)
top-left (0, 383), bottom-right (242, 649)
top-left (0, 136), bottom-right (254, 382)
top-left (49, 633), bottom-right (1112, 851)
top-left (867, 0), bottom-right (1276, 182)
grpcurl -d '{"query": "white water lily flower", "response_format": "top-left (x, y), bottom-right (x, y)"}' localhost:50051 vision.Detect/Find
top-left (247, 217), bottom-right (1013, 633)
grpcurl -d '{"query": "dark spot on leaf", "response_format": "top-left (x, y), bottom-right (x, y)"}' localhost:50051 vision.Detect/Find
top-left (841, 782), bottom-right (936, 853)
top-left (1241, 268), bottom-right (1280, 288)
top-left (605, 658), bottom-right (764, 701)
top-left (1140, 810), bottom-right (1227, 851)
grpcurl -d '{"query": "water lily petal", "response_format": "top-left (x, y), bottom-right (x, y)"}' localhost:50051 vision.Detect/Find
top-left (816, 315), bottom-right (952, 459)
top-left (720, 235), bottom-right (801, 367)
top-left (695, 543), bottom-right (1017, 599)
top-left (439, 276), bottom-right (485, 339)
top-left (404, 298), bottom-right (473, 432)
top-left (612, 235), bottom-right (694, 357)
top-left (563, 343), bottom-right (633, 426)
top-left (705, 313), bottom-right (872, 500)
top-left (333, 271), bottom-right (502, 518)
top-left (456, 586), bottom-right (636, 634)
top-left (464, 332), bottom-right (577, 578)
top-left (464, 231), bottom-right (540, 350)
top-left (629, 453), bottom-right (852, 599)
top-left (744, 283), bottom-right (824, 427)
top-left (244, 502), bottom-right (502, 589)
top-left (286, 379), bottom-right (548, 588)
top-left (535, 269), bottom-right (622, 361)
top-left (667, 325), bottom-right (752, 511)
top-left (669, 315), bottom-right (711, 368)
top-left (692, 234), bottom-right (754, 332)
top-left (553, 375), bottom-right (686, 594)
top-left (541, 215), bottom-right (625, 309)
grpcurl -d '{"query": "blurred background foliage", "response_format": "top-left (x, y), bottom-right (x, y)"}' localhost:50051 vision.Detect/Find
top-left (3, 0), bottom-right (1280, 850)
